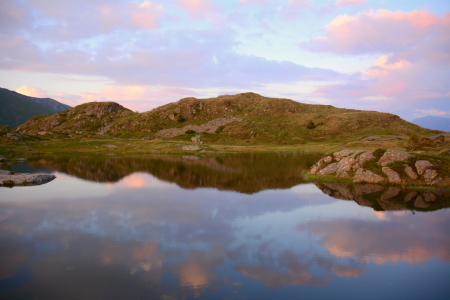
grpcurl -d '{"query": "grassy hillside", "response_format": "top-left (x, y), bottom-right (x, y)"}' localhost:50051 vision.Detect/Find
top-left (0, 87), bottom-right (71, 128)
top-left (15, 92), bottom-right (440, 146)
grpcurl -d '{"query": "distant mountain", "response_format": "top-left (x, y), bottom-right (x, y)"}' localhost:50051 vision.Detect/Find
top-left (412, 116), bottom-right (450, 132)
top-left (0, 87), bottom-right (71, 128)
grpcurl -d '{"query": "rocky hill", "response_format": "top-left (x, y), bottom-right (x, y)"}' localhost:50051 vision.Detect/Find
top-left (16, 101), bottom-right (133, 135)
top-left (0, 87), bottom-right (70, 128)
top-left (15, 92), bottom-right (439, 145)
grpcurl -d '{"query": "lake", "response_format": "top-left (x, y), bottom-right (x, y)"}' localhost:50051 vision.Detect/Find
top-left (1, 152), bottom-right (449, 299)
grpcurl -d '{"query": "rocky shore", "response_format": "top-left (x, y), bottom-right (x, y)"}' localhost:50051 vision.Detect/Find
top-left (0, 170), bottom-right (56, 187)
top-left (308, 149), bottom-right (450, 187)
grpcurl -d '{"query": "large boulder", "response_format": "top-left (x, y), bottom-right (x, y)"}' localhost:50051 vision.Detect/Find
top-left (377, 150), bottom-right (411, 166)
top-left (353, 169), bottom-right (384, 183)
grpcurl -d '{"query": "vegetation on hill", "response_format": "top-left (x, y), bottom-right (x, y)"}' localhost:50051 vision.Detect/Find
top-left (0, 87), bottom-right (71, 128)
top-left (15, 92), bottom-right (439, 147)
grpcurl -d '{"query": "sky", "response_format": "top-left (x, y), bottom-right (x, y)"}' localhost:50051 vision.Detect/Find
top-left (0, 0), bottom-right (449, 121)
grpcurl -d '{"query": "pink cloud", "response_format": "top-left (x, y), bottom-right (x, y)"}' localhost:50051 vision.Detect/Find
top-left (175, 0), bottom-right (220, 20)
top-left (301, 9), bottom-right (445, 54)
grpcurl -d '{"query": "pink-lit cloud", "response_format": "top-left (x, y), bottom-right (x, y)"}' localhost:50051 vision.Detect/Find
top-left (15, 86), bottom-right (48, 98)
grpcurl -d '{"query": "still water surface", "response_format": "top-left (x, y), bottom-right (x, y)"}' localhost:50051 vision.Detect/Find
top-left (1, 153), bottom-right (449, 299)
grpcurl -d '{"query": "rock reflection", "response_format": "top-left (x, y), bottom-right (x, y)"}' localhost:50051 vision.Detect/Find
top-left (315, 182), bottom-right (450, 212)
top-left (26, 152), bottom-right (322, 194)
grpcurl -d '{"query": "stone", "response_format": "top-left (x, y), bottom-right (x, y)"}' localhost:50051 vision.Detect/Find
top-left (0, 157), bottom-right (8, 162)
top-left (352, 163), bottom-right (361, 171)
top-left (182, 145), bottom-right (200, 151)
top-left (380, 186), bottom-right (401, 200)
top-left (353, 168), bottom-right (384, 183)
top-left (103, 144), bottom-right (118, 148)
top-left (309, 156), bottom-right (333, 175)
top-left (357, 151), bottom-right (375, 165)
top-left (415, 160), bottom-right (433, 175)
top-left (336, 155), bottom-right (356, 174)
top-left (323, 156), bottom-right (333, 163)
top-left (404, 165), bottom-right (418, 180)
top-left (333, 150), bottom-right (355, 161)
top-left (16, 158), bottom-right (27, 161)
top-left (317, 162), bottom-right (339, 175)
top-left (382, 167), bottom-right (402, 183)
top-left (191, 135), bottom-right (201, 143)
top-left (337, 171), bottom-right (351, 179)
top-left (423, 169), bottom-right (438, 184)
top-left (141, 136), bottom-right (154, 140)
top-left (377, 150), bottom-right (411, 166)
top-left (0, 172), bottom-right (56, 186)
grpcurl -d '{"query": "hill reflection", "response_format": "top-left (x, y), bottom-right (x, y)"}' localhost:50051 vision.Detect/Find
top-left (26, 152), bottom-right (323, 194)
top-left (315, 182), bottom-right (450, 212)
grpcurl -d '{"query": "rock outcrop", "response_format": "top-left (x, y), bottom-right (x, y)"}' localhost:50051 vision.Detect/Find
top-left (0, 170), bottom-right (56, 187)
top-left (308, 149), bottom-right (449, 187)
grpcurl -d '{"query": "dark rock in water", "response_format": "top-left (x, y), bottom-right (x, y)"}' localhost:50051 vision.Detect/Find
top-left (0, 170), bottom-right (56, 187)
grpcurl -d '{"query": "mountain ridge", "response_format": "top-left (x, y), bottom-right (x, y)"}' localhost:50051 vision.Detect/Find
top-left (412, 116), bottom-right (450, 132)
top-left (0, 87), bottom-right (71, 128)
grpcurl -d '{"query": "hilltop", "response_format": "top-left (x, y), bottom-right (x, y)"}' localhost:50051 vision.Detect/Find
top-left (0, 87), bottom-right (71, 128)
top-left (15, 92), bottom-right (439, 147)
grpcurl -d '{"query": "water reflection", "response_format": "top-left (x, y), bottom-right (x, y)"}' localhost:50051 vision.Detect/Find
top-left (1, 154), bottom-right (450, 299)
top-left (315, 182), bottom-right (450, 212)
top-left (21, 152), bottom-right (322, 194)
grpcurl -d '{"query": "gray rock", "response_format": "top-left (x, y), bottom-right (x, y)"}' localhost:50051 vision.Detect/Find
top-left (16, 158), bottom-right (27, 161)
top-left (0, 173), bottom-right (56, 186)
top-left (404, 165), bottom-right (418, 179)
top-left (353, 168), bottom-right (384, 183)
top-left (191, 135), bottom-right (201, 143)
top-left (309, 155), bottom-right (333, 175)
top-left (352, 163), bottom-right (361, 171)
top-left (103, 144), bottom-right (118, 148)
top-left (360, 136), bottom-right (401, 142)
top-left (336, 155), bottom-right (356, 174)
top-left (333, 150), bottom-right (355, 161)
top-left (415, 160), bottom-right (433, 175)
top-left (354, 184), bottom-right (385, 195)
top-left (0, 157), bottom-right (8, 162)
top-left (423, 169), bottom-right (438, 184)
top-left (323, 156), bottom-right (333, 163)
top-left (337, 171), bottom-right (351, 179)
top-left (317, 162), bottom-right (339, 175)
top-left (382, 167), bottom-right (402, 183)
top-left (357, 151), bottom-right (375, 165)
top-left (377, 150), bottom-right (411, 166)
top-left (182, 145), bottom-right (201, 151)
